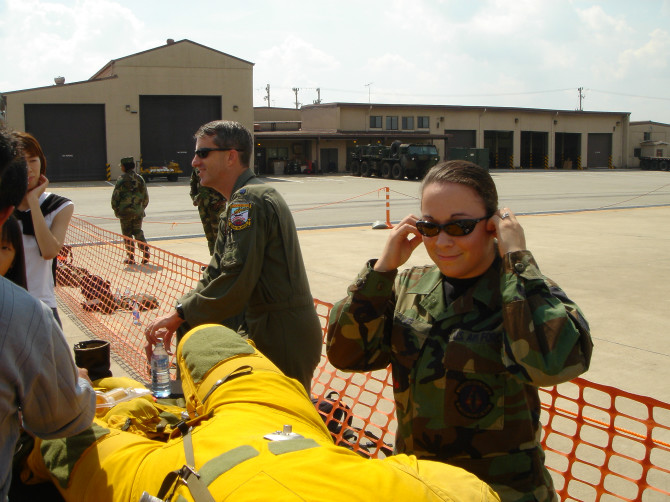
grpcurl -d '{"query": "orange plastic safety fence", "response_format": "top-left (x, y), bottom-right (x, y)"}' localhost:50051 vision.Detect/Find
top-left (309, 300), bottom-right (670, 500)
top-left (539, 378), bottom-right (670, 501)
top-left (56, 216), bottom-right (204, 381)
top-left (57, 219), bottom-right (670, 501)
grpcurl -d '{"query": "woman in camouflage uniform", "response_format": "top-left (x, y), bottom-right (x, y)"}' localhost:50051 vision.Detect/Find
top-left (111, 157), bottom-right (150, 265)
top-left (327, 160), bottom-right (593, 502)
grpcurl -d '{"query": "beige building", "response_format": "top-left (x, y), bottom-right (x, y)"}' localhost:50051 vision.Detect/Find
top-left (629, 121), bottom-right (670, 169)
top-left (1, 39), bottom-right (253, 180)
top-left (255, 103), bottom-right (631, 174)
top-left (3, 38), bottom-right (654, 180)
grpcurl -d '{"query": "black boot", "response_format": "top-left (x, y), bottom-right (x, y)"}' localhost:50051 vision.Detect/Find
top-left (73, 340), bottom-right (113, 381)
top-left (123, 239), bottom-right (135, 264)
top-left (140, 243), bottom-right (150, 265)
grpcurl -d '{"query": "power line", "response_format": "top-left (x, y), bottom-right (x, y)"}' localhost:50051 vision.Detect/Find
top-left (589, 88), bottom-right (670, 102)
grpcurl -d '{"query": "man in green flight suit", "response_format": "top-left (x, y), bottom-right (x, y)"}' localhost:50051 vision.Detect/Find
top-left (144, 121), bottom-right (322, 394)
top-left (111, 157), bottom-right (150, 265)
top-left (190, 168), bottom-right (226, 255)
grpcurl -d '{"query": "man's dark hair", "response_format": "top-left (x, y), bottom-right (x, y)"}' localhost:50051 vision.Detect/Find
top-left (0, 126), bottom-right (28, 211)
top-left (194, 120), bottom-right (253, 167)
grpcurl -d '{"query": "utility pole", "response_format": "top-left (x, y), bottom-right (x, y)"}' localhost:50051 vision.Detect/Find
top-left (365, 82), bottom-right (373, 104)
top-left (292, 87), bottom-right (300, 109)
top-left (313, 87), bottom-right (321, 104)
top-left (263, 84), bottom-right (271, 108)
top-left (577, 87), bottom-right (585, 111)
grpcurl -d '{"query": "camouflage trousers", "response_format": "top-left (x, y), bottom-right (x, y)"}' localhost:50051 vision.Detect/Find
top-left (197, 203), bottom-right (224, 255)
top-left (119, 216), bottom-right (147, 257)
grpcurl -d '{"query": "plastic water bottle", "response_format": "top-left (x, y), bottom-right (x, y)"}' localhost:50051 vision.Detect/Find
top-left (132, 301), bottom-right (141, 325)
top-left (151, 338), bottom-right (171, 398)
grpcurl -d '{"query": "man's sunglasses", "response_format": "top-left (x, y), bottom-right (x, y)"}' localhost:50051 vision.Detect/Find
top-left (194, 147), bottom-right (243, 159)
top-left (415, 216), bottom-right (489, 237)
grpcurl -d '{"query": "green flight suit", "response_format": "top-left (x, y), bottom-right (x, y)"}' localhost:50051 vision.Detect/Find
top-left (178, 169), bottom-right (322, 393)
top-left (189, 170), bottom-right (226, 255)
top-left (327, 251), bottom-right (593, 502)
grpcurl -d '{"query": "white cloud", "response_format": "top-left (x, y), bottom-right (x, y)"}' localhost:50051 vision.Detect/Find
top-left (1, 0), bottom-right (147, 90)
top-left (0, 0), bottom-right (668, 121)
top-left (254, 35), bottom-right (341, 106)
top-left (617, 28), bottom-right (670, 76)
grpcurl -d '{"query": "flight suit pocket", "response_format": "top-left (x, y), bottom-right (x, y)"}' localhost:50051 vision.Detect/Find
top-left (390, 312), bottom-right (431, 415)
top-left (443, 328), bottom-right (506, 430)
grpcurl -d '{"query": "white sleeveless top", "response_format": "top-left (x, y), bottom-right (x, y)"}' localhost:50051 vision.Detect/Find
top-left (20, 192), bottom-right (73, 308)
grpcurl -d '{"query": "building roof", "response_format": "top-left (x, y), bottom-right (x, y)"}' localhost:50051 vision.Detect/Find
top-left (90, 39), bottom-right (254, 80)
top-left (1, 39), bottom-right (253, 95)
top-left (302, 101), bottom-right (630, 117)
top-left (630, 120), bottom-right (670, 127)
top-left (254, 130), bottom-right (451, 141)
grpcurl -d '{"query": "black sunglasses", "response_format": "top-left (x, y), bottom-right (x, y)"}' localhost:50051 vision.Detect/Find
top-left (415, 216), bottom-right (489, 237)
top-left (194, 147), bottom-right (242, 159)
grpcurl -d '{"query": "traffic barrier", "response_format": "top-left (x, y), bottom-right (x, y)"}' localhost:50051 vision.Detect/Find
top-left (56, 217), bottom-right (670, 501)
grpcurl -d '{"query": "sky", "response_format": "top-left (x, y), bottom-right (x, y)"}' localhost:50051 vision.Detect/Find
top-left (1, 0), bottom-right (670, 123)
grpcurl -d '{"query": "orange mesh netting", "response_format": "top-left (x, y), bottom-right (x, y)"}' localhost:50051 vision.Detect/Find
top-left (56, 216), bottom-right (204, 379)
top-left (56, 217), bottom-right (670, 501)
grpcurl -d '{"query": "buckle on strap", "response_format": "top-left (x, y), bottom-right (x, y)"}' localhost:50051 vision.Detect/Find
top-left (155, 465), bottom-right (216, 502)
top-left (154, 424), bottom-right (216, 502)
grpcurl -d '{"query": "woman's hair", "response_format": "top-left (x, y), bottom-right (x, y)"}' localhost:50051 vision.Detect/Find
top-left (421, 160), bottom-right (498, 216)
top-left (1, 215), bottom-right (27, 289)
top-left (16, 131), bottom-right (47, 176)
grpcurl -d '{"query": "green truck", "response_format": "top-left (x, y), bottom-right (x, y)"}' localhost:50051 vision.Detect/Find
top-left (349, 142), bottom-right (440, 180)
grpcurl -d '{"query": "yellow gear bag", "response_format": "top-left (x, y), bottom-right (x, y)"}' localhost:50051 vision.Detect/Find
top-left (27, 324), bottom-right (500, 502)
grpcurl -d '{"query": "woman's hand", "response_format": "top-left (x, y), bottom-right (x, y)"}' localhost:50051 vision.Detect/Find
top-left (374, 214), bottom-right (424, 272)
top-left (489, 207), bottom-right (527, 256)
top-left (24, 174), bottom-right (49, 208)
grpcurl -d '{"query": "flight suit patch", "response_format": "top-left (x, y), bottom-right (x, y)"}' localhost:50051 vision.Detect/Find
top-left (455, 380), bottom-right (494, 419)
top-left (229, 203), bottom-right (252, 231)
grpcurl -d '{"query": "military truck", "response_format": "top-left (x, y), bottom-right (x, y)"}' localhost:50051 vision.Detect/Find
top-left (138, 159), bottom-right (183, 182)
top-left (638, 141), bottom-right (670, 171)
top-left (349, 142), bottom-right (440, 180)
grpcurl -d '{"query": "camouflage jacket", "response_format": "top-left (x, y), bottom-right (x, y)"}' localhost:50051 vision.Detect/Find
top-left (179, 169), bottom-right (322, 391)
top-left (111, 171), bottom-right (148, 218)
top-left (327, 251), bottom-right (592, 501)
top-left (189, 169), bottom-right (225, 210)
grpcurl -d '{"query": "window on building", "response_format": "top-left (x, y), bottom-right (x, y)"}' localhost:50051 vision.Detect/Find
top-left (370, 115), bottom-right (382, 128)
top-left (402, 116), bottom-right (414, 130)
top-left (267, 147), bottom-right (289, 160)
top-left (634, 148), bottom-right (641, 158)
top-left (644, 132), bottom-right (651, 141)
top-left (417, 116), bottom-right (430, 129)
top-left (386, 116), bottom-right (398, 130)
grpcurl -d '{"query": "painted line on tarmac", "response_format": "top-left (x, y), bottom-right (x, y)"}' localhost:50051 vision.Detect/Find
top-left (143, 203), bottom-right (670, 242)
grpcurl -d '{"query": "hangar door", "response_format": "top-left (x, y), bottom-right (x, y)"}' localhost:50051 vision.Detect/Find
top-left (139, 96), bottom-right (221, 177)
top-left (484, 131), bottom-right (513, 169)
top-left (587, 133), bottom-right (612, 168)
top-left (24, 104), bottom-right (106, 181)
top-left (555, 133), bottom-right (581, 169)
top-left (520, 131), bottom-right (548, 169)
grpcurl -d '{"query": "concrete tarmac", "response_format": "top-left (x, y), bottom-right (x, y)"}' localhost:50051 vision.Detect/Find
top-left (61, 205), bottom-right (670, 403)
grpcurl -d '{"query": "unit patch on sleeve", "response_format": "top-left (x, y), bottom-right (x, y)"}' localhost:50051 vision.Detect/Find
top-left (229, 202), bottom-right (252, 231)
